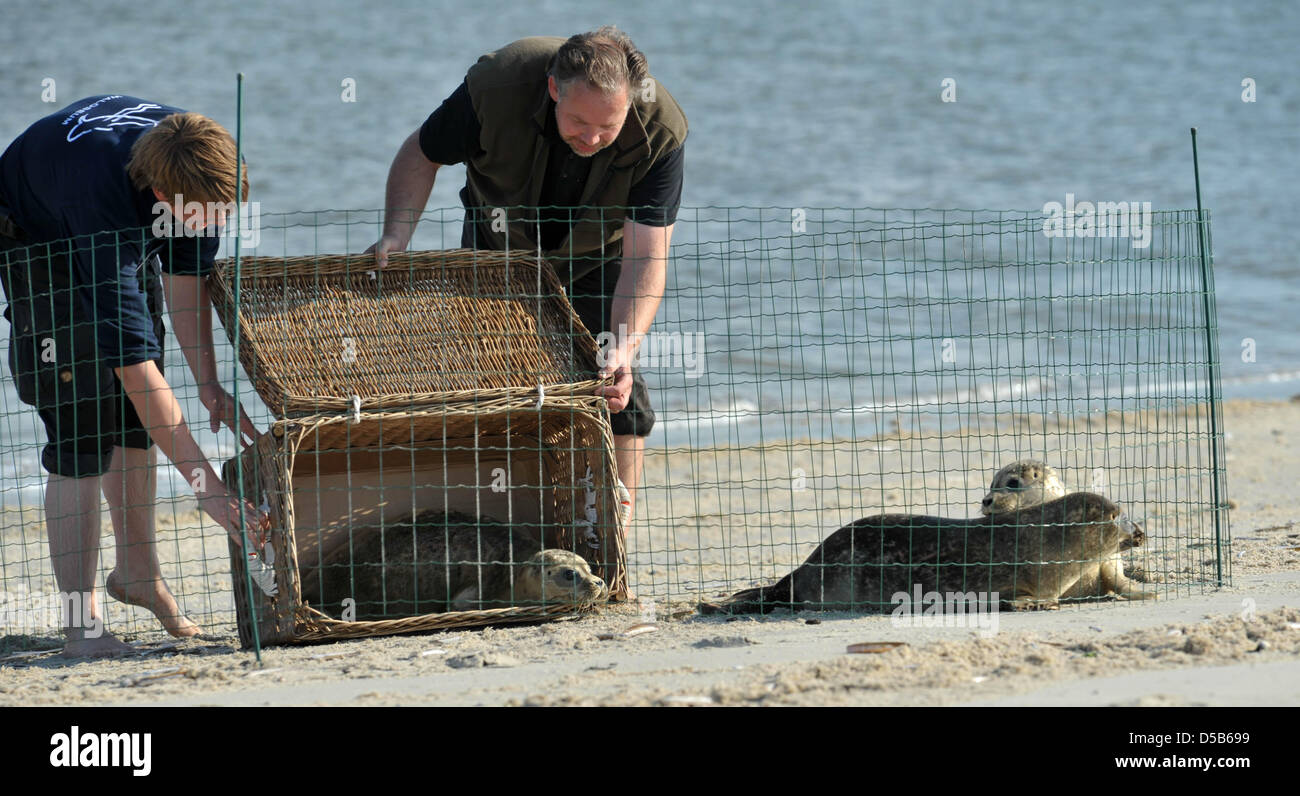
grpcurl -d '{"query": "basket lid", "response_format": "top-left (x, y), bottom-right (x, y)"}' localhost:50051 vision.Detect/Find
top-left (211, 249), bottom-right (603, 417)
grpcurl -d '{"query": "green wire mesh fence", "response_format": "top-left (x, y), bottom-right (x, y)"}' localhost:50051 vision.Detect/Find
top-left (0, 206), bottom-right (1229, 646)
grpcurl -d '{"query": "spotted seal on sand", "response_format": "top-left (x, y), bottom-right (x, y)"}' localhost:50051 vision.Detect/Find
top-left (699, 492), bottom-right (1147, 614)
top-left (309, 511), bottom-right (608, 619)
top-left (981, 459), bottom-right (1161, 600)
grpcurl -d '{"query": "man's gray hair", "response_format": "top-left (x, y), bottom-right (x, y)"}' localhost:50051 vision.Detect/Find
top-left (551, 25), bottom-right (648, 99)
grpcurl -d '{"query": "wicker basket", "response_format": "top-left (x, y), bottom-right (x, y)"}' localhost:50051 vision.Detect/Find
top-left (210, 249), bottom-right (603, 417)
top-left (222, 398), bottom-right (622, 648)
top-left (212, 250), bottom-right (624, 648)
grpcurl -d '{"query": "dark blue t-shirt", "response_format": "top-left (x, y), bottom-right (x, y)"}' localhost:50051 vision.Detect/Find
top-left (0, 95), bottom-right (220, 367)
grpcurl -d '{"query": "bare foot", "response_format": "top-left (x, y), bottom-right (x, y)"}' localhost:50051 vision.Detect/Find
top-left (60, 633), bottom-right (135, 659)
top-left (106, 570), bottom-right (202, 638)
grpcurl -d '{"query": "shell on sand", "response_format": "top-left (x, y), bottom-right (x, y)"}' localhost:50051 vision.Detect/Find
top-left (699, 492), bottom-right (1142, 615)
top-left (305, 511), bottom-right (607, 619)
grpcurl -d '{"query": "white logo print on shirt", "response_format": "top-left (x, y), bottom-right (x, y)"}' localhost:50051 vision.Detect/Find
top-left (66, 102), bottom-right (162, 142)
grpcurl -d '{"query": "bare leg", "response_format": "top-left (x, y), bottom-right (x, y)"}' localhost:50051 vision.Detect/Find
top-left (102, 445), bottom-right (200, 637)
top-left (45, 473), bottom-right (132, 657)
top-left (613, 433), bottom-right (645, 602)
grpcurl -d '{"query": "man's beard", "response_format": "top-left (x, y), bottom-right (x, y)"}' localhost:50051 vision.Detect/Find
top-left (563, 136), bottom-right (605, 158)
top-left (554, 103), bottom-right (619, 157)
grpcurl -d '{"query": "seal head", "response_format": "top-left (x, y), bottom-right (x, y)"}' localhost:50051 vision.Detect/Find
top-left (981, 459), bottom-right (1066, 515)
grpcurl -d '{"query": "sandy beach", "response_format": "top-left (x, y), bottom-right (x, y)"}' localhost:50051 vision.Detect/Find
top-left (1, 397), bottom-right (1297, 706)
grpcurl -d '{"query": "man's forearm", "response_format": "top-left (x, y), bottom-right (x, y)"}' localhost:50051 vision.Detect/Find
top-left (382, 130), bottom-right (441, 244)
top-left (608, 266), bottom-right (665, 351)
top-left (162, 273), bottom-right (218, 387)
top-left (609, 222), bottom-right (672, 354)
top-left (114, 360), bottom-right (220, 496)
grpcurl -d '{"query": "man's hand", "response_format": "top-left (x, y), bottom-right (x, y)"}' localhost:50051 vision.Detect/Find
top-left (364, 233), bottom-right (408, 270)
top-left (597, 343), bottom-right (635, 414)
top-left (198, 383), bottom-right (258, 448)
top-left (199, 488), bottom-right (270, 550)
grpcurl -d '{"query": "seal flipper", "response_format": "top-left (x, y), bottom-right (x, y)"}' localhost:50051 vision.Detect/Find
top-left (697, 574), bottom-right (800, 615)
top-left (698, 586), bottom-right (764, 615)
top-left (451, 585), bottom-right (480, 612)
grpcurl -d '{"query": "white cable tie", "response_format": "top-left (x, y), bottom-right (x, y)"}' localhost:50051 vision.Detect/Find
top-left (536, 383), bottom-right (545, 409)
top-left (351, 394), bottom-right (362, 425)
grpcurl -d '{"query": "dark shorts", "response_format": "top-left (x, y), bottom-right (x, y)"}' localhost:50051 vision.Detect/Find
top-left (460, 213), bottom-right (655, 437)
top-left (1, 234), bottom-right (163, 478)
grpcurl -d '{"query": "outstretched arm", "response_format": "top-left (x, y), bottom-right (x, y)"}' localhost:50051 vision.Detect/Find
top-left (114, 360), bottom-right (267, 548)
top-left (162, 272), bottom-right (257, 447)
top-left (368, 129), bottom-right (441, 267)
top-left (598, 220), bottom-right (672, 412)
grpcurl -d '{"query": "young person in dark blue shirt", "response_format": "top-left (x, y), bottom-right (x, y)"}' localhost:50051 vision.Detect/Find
top-left (0, 95), bottom-right (268, 657)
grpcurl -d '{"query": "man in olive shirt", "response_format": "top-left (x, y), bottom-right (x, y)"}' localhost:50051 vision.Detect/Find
top-left (369, 26), bottom-right (687, 545)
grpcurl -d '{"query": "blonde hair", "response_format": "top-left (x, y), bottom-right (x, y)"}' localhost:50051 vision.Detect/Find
top-left (126, 112), bottom-right (249, 204)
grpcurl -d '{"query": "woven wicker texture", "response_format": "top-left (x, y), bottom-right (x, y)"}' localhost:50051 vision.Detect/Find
top-left (223, 399), bottom-right (622, 649)
top-left (210, 250), bottom-right (603, 417)
top-left (292, 604), bottom-right (595, 642)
